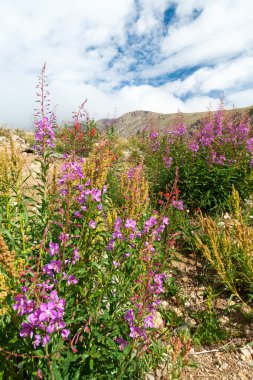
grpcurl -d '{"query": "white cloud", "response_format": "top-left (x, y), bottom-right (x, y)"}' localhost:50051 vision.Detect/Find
top-left (226, 89), bottom-right (253, 109)
top-left (0, 0), bottom-right (252, 128)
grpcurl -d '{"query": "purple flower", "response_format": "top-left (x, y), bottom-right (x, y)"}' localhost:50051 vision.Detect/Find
top-left (89, 220), bottom-right (97, 229)
top-left (113, 261), bottom-right (119, 268)
top-left (163, 156), bottom-right (173, 169)
top-left (107, 239), bottom-right (115, 251)
top-left (59, 232), bottom-right (70, 243)
top-left (144, 216), bottom-right (157, 229)
top-left (162, 216), bottom-right (169, 225)
top-left (113, 230), bottom-right (123, 239)
top-left (116, 337), bottom-right (128, 350)
top-left (129, 325), bottom-right (146, 339)
top-left (39, 302), bottom-right (58, 323)
top-left (124, 218), bottom-right (137, 231)
top-left (34, 117), bottom-right (55, 152)
top-left (171, 199), bottom-right (184, 211)
top-left (91, 189), bottom-right (101, 202)
top-left (28, 310), bottom-right (40, 325)
top-left (61, 329), bottom-right (70, 340)
top-left (150, 130), bottom-right (158, 140)
top-left (127, 167), bottom-right (134, 179)
top-left (46, 324), bottom-right (55, 334)
top-left (144, 315), bottom-right (154, 328)
top-left (72, 248), bottom-right (80, 265)
top-left (20, 322), bottom-right (34, 338)
top-left (33, 334), bottom-right (41, 348)
top-left (67, 275), bottom-right (78, 286)
top-left (124, 309), bottom-right (135, 326)
top-left (43, 260), bottom-right (61, 275)
top-left (59, 161), bottom-right (84, 187)
top-left (13, 295), bottom-right (35, 316)
top-left (42, 334), bottom-right (50, 346)
top-left (49, 242), bottom-right (59, 257)
top-left (188, 142), bottom-right (199, 152)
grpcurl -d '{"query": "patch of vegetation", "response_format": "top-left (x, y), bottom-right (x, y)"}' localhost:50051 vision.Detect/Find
top-left (0, 65), bottom-right (253, 379)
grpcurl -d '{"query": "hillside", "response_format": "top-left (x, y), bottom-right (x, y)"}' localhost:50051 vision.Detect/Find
top-left (97, 106), bottom-right (253, 137)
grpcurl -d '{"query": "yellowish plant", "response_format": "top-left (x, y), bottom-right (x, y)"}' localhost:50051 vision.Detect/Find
top-left (119, 160), bottom-right (149, 218)
top-left (0, 133), bottom-right (23, 196)
top-left (195, 190), bottom-right (253, 308)
top-left (0, 234), bottom-right (26, 316)
top-left (83, 140), bottom-right (113, 189)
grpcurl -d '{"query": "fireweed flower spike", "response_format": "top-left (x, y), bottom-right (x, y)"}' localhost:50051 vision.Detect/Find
top-left (34, 117), bottom-right (56, 153)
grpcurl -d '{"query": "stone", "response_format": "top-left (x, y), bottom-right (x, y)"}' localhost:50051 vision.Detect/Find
top-left (243, 326), bottom-right (253, 339)
top-left (145, 374), bottom-right (155, 380)
top-left (172, 307), bottom-right (183, 317)
top-left (219, 362), bottom-right (228, 370)
top-left (239, 346), bottom-right (253, 360)
top-left (153, 311), bottom-right (164, 329)
top-left (160, 300), bottom-right (169, 310)
top-left (185, 317), bottom-right (197, 327)
top-left (155, 368), bottom-right (163, 378)
top-left (219, 316), bottom-right (229, 324)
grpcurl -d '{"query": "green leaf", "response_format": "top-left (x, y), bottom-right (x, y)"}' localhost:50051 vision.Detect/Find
top-left (52, 361), bottom-right (63, 380)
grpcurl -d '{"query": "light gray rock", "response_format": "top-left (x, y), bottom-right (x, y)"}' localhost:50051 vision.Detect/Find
top-left (239, 346), bottom-right (253, 360)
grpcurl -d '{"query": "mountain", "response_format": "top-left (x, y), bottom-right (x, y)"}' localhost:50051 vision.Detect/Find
top-left (96, 106), bottom-right (253, 137)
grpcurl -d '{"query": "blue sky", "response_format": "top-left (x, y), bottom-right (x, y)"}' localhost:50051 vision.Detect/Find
top-left (0, 0), bottom-right (253, 128)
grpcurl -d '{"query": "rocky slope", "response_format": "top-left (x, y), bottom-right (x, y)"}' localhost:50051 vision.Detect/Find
top-left (96, 106), bottom-right (253, 137)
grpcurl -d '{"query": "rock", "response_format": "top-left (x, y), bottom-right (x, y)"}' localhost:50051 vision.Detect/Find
top-left (227, 300), bottom-right (237, 307)
top-left (239, 346), bottom-right (253, 360)
top-left (122, 150), bottom-right (131, 159)
top-left (153, 311), bottom-right (164, 329)
top-left (145, 374), bottom-right (155, 380)
top-left (185, 317), bottom-right (197, 327)
top-left (248, 360), bottom-right (253, 367)
top-left (190, 291), bottom-right (197, 299)
top-left (219, 316), bottom-right (229, 324)
top-left (160, 300), bottom-right (169, 310)
top-left (12, 134), bottom-right (26, 147)
top-left (155, 368), bottom-right (163, 378)
top-left (172, 306), bottom-right (183, 317)
top-left (0, 133), bottom-right (28, 152)
top-left (243, 326), bottom-right (253, 339)
top-left (30, 162), bottom-right (41, 173)
top-left (0, 136), bottom-right (8, 144)
top-left (219, 362), bottom-right (228, 370)
top-left (238, 371), bottom-right (248, 380)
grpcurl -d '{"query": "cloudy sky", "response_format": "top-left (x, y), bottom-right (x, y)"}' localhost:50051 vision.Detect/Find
top-left (1, 0), bottom-right (253, 129)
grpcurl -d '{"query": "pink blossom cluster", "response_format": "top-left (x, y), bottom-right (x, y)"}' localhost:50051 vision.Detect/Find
top-left (34, 116), bottom-right (55, 152)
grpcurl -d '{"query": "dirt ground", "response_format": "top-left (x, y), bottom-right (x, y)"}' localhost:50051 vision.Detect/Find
top-left (170, 252), bottom-right (253, 380)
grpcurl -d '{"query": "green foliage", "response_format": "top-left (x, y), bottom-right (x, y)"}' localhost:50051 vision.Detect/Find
top-left (55, 119), bottom-right (98, 156)
top-left (139, 109), bottom-right (253, 213)
top-left (192, 287), bottom-right (226, 345)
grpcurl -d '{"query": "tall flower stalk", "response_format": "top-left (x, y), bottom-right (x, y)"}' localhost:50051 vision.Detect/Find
top-left (33, 63), bottom-right (56, 224)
